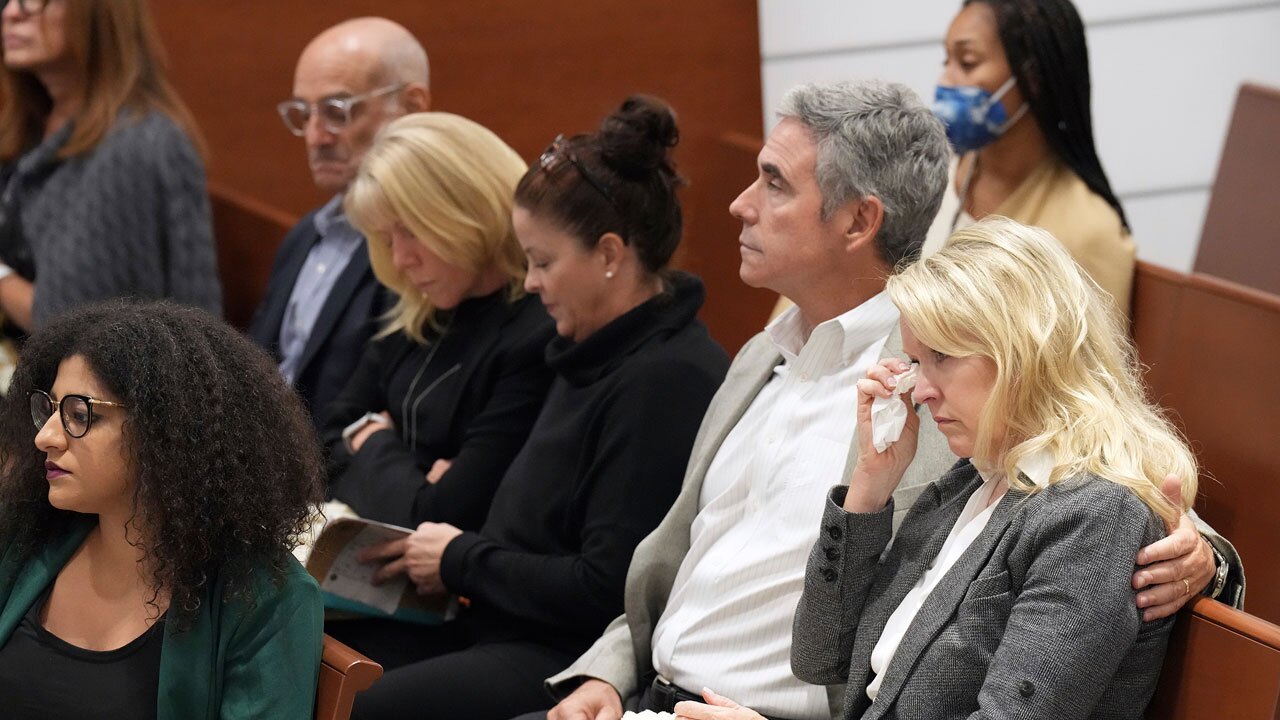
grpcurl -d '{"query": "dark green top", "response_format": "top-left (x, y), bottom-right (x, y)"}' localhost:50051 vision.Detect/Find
top-left (0, 516), bottom-right (323, 719)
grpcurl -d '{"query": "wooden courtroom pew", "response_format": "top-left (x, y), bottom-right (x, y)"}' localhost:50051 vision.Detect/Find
top-left (316, 634), bottom-right (383, 720)
top-left (1131, 261), bottom-right (1280, 623)
top-left (1148, 597), bottom-right (1280, 719)
top-left (209, 180), bottom-right (297, 330)
top-left (1194, 83), bottom-right (1280, 296)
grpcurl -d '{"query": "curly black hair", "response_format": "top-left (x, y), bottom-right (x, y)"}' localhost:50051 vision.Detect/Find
top-left (0, 300), bottom-right (324, 630)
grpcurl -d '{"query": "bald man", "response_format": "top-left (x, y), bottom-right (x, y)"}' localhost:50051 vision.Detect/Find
top-left (249, 18), bottom-right (430, 428)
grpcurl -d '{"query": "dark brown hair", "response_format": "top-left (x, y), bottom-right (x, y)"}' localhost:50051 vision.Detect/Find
top-left (0, 0), bottom-right (204, 161)
top-left (515, 95), bottom-right (686, 275)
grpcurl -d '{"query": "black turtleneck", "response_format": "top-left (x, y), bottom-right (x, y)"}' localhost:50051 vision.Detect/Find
top-left (321, 290), bottom-right (556, 530)
top-left (439, 272), bottom-right (729, 653)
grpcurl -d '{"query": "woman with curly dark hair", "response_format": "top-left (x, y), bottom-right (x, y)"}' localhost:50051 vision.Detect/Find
top-left (0, 300), bottom-right (325, 719)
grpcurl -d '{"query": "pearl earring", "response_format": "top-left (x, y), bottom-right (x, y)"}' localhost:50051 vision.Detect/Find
top-left (605, 270), bottom-right (614, 279)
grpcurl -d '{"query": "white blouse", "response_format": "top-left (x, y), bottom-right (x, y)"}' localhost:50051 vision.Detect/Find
top-left (866, 451), bottom-right (1053, 700)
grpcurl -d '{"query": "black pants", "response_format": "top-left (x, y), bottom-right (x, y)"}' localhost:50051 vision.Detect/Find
top-left (327, 616), bottom-right (575, 720)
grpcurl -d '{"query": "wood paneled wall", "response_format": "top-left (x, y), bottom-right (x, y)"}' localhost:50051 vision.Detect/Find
top-left (149, 0), bottom-right (772, 352)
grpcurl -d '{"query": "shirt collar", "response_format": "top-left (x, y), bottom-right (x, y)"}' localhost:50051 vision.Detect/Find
top-left (976, 449), bottom-right (1054, 489)
top-left (313, 193), bottom-right (351, 237)
top-left (766, 292), bottom-right (899, 367)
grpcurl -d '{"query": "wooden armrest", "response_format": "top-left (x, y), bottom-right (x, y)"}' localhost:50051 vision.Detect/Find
top-left (316, 634), bottom-right (384, 720)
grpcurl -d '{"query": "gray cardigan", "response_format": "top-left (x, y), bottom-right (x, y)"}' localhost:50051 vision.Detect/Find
top-left (5, 109), bottom-right (221, 325)
top-left (792, 461), bottom-right (1173, 720)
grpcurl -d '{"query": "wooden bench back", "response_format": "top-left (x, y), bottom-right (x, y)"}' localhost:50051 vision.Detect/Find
top-left (1148, 597), bottom-right (1280, 719)
top-left (1194, 83), bottom-right (1280, 296)
top-left (1131, 261), bottom-right (1280, 623)
top-left (208, 180), bottom-right (297, 330)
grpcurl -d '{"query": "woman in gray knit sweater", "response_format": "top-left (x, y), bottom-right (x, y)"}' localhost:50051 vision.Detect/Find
top-left (0, 0), bottom-right (221, 331)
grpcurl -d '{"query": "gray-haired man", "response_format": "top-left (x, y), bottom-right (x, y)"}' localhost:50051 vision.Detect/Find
top-left (531, 79), bottom-right (1231, 720)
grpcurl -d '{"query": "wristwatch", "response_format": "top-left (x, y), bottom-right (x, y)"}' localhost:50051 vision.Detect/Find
top-left (1207, 545), bottom-right (1230, 600)
top-left (342, 412), bottom-right (389, 454)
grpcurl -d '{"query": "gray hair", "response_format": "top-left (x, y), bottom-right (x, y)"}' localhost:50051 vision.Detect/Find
top-left (778, 80), bottom-right (949, 266)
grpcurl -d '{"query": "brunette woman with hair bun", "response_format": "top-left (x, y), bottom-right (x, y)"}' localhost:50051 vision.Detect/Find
top-left (334, 95), bottom-right (729, 720)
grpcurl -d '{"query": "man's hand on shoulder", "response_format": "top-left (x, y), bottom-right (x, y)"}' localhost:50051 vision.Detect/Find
top-left (1132, 475), bottom-right (1216, 621)
top-left (549, 679), bottom-right (624, 720)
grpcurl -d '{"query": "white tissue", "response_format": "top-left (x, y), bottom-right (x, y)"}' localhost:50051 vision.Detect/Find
top-left (870, 364), bottom-right (918, 453)
top-left (621, 712), bottom-right (676, 720)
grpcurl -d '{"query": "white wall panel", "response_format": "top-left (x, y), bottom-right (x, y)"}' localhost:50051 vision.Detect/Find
top-left (758, 2), bottom-right (1280, 269)
top-left (760, 1), bottom-right (955, 58)
top-left (1090, 8), bottom-right (1280, 194)
top-left (1122, 190), bottom-right (1211, 272)
top-left (761, 0), bottom-right (1279, 58)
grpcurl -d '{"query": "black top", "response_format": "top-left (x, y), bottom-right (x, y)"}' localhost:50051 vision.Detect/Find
top-left (0, 584), bottom-right (164, 719)
top-left (439, 272), bottom-right (729, 655)
top-left (322, 291), bottom-right (556, 530)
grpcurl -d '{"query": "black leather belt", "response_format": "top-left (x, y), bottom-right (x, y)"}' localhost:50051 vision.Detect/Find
top-left (643, 675), bottom-right (803, 720)
top-left (646, 675), bottom-right (705, 712)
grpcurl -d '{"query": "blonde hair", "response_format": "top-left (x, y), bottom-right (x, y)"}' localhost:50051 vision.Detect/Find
top-left (345, 112), bottom-right (528, 343)
top-left (887, 217), bottom-right (1195, 523)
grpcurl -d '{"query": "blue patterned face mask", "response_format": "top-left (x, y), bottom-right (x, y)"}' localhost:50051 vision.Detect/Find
top-left (932, 76), bottom-right (1029, 154)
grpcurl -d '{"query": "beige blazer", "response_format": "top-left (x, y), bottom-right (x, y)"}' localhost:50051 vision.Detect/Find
top-left (993, 158), bottom-right (1136, 316)
top-left (546, 325), bottom-right (960, 717)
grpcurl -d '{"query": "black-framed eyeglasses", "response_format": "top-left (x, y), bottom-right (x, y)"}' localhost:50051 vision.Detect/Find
top-left (29, 390), bottom-right (126, 439)
top-left (4, 0), bottom-right (50, 14)
top-left (276, 83), bottom-right (405, 137)
top-left (539, 134), bottom-right (621, 214)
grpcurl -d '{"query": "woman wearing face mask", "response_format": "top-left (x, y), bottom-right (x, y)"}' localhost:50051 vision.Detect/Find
top-left (321, 112), bottom-right (555, 532)
top-left (333, 96), bottom-right (730, 720)
top-left (0, 300), bottom-right (324, 719)
top-left (0, 0), bottom-right (221, 332)
top-left (928, 0), bottom-right (1135, 314)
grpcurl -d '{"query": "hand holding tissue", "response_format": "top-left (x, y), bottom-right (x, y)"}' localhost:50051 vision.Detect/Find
top-left (870, 363), bottom-right (918, 452)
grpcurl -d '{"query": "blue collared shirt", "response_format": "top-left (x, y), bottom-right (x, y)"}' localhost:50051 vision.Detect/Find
top-left (277, 194), bottom-right (365, 384)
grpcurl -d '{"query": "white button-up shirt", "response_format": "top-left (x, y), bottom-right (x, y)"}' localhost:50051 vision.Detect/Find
top-left (650, 293), bottom-right (899, 719)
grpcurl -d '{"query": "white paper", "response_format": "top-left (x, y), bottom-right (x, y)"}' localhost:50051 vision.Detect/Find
top-left (621, 712), bottom-right (676, 720)
top-left (293, 500), bottom-right (361, 565)
top-left (318, 524), bottom-right (411, 615)
top-left (870, 364), bottom-right (918, 453)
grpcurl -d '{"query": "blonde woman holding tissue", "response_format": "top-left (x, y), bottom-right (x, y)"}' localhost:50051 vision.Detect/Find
top-left (783, 217), bottom-right (1196, 719)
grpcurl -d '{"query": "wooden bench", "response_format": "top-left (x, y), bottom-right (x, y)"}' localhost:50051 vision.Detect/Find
top-left (315, 634), bottom-right (383, 720)
top-left (208, 180), bottom-right (297, 330)
top-left (1194, 83), bottom-right (1280, 296)
top-left (1148, 597), bottom-right (1280, 719)
top-left (1131, 261), bottom-right (1280, 623)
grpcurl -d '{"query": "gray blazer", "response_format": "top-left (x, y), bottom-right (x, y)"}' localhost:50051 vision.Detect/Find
top-left (547, 326), bottom-right (959, 712)
top-left (792, 461), bottom-right (1174, 720)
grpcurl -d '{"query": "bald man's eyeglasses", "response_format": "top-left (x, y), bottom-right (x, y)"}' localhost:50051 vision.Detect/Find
top-left (276, 83), bottom-right (405, 137)
top-left (3, 0), bottom-right (51, 15)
